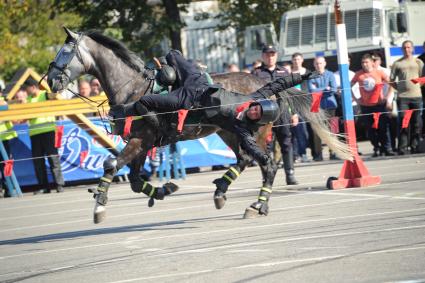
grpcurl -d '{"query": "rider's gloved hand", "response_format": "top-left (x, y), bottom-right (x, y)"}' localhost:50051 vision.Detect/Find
top-left (301, 70), bottom-right (321, 81)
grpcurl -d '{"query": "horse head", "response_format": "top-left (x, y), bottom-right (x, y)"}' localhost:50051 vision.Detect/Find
top-left (47, 28), bottom-right (153, 106)
top-left (47, 27), bottom-right (93, 93)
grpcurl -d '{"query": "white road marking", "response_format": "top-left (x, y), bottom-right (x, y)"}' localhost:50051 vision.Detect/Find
top-left (150, 224), bottom-right (425, 258)
top-left (0, 159), bottom-right (423, 211)
top-left (1, 207), bottom-right (424, 260)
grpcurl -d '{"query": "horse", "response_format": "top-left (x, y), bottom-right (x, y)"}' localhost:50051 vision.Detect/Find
top-left (46, 28), bottom-right (353, 223)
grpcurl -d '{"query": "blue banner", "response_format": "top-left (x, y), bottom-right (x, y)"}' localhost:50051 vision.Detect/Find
top-left (10, 119), bottom-right (236, 186)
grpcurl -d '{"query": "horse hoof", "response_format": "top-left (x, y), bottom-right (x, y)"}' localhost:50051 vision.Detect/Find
top-left (213, 191), bottom-right (227, 209)
top-left (243, 207), bottom-right (261, 219)
top-left (214, 196), bottom-right (226, 209)
top-left (93, 204), bottom-right (106, 224)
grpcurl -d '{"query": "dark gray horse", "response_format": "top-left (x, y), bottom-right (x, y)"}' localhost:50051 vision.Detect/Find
top-left (47, 28), bottom-right (352, 223)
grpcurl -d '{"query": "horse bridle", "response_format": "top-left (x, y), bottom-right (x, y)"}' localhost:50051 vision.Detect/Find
top-left (45, 32), bottom-right (157, 135)
top-left (46, 34), bottom-right (88, 86)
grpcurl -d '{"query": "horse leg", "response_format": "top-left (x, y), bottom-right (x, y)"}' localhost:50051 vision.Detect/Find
top-left (213, 149), bottom-right (251, 209)
top-left (128, 149), bottom-right (179, 207)
top-left (91, 138), bottom-right (142, 223)
top-left (243, 159), bottom-right (278, 219)
top-left (213, 130), bottom-right (250, 209)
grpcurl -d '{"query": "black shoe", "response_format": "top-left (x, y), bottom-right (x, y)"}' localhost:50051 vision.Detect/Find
top-left (372, 151), bottom-right (379, 158)
top-left (286, 175), bottom-right (299, 185)
top-left (313, 155), bottom-right (323, 161)
top-left (382, 150), bottom-right (395, 156)
top-left (398, 149), bottom-right (406, 156)
top-left (329, 153), bottom-right (340, 160)
top-left (56, 186), bottom-right (65, 193)
top-left (34, 189), bottom-right (51, 195)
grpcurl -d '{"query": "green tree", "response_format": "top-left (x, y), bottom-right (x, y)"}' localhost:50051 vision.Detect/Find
top-left (56, 0), bottom-right (190, 59)
top-left (0, 0), bottom-right (81, 81)
top-left (216, 0), bottom-right (320, 33)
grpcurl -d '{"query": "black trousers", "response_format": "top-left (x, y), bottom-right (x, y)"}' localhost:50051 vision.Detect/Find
top-left (272, 115), bottom-right (293, 154)
top-left (30, 131), bottom-right (64, 188)
top-left (309, 109), bottom-right (337, 158)
top-left (360, 104), bottom-right (391, 153)
top-left (397, 97), bottom-right (423, 152)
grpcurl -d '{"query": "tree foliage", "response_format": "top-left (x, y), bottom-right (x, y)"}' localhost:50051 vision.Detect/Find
top-left (55, 0), bottom-right (190, 59)
top-left (0, 0), bottom-right (81, 81)
top-left (216, 0), bottom-right (320, 33)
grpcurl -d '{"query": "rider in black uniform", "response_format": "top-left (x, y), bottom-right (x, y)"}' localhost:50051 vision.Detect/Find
top-left (113, 49), bottom-right (318, 165)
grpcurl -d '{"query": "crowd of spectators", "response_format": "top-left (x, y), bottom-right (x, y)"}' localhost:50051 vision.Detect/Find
top-left (225, 39), bottom-right (425, 166)
top-left (0, 75), bottom-right (105, 197)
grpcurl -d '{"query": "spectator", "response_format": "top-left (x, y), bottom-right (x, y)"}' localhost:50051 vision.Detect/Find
top-left (308, 56), bottom-right (338, 161)
top-left (291, 52), bottom-right (310, 162)
top-left (13, 88), bottom-right (28, 104)
top-left (282, 62), bottom-right (292, 74)
top-left (351, 53), bottom-right (394, 157)
top-left (372, 52), bottom-right (397, 153)
top-left (390, 40), bottom-right (425, 154)
top-left (78, 79), bottom-right (91, 98)
top-left (23, 78), bottom-right (65, 194)
top-left (10, 88), bottom-right (28, 125)
top-left (0, 96), bottom-right (18, 197)
top-left (417, 41), bottom-right (425, 136)
top-left (226, 63), bottom-right (240, 73)
top-left (252, 45), bottom-right (298, 185)
top-left (90, 78), bottom-right (105, 96)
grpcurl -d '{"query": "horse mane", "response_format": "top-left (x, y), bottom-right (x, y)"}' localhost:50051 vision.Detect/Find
top-left (85, 30), bottom-right (145, 73)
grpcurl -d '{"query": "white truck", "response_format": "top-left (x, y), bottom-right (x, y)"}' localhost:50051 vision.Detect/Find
top-left (244, 0), bottom-right (425, 71)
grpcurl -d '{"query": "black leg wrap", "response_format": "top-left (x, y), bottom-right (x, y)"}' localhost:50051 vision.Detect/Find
top-left (214, 166), bottom-right (240, 193)
top-left (95, 191), bottom-right (108, 205)
top-left (88, 176), bottom-right (112, 205)
top-left (213, 178), bottom-right (229, 194)
top-left (243, 186), bottom-right (272, 218)
top-left (140, 181), bottom-right (178, 207)
top-left (213, 167), bottom-right (240, 209)
top-left (250, 201), bottom-right (269, 215)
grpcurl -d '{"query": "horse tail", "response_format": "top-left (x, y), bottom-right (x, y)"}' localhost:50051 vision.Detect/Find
top-left (279, 88), bottom-right (354, 161)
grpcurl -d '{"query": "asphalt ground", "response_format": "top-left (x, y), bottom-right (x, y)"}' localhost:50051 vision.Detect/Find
top-left (1, 147), bottom-right (425, 283)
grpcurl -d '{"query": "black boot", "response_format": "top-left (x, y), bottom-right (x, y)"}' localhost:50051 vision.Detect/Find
top-left (283, 150), bottom-right (298, 185)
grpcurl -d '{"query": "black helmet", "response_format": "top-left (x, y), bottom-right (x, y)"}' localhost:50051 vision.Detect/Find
top-left (253, 99), bottom-right (280, 124)
top-left (157, 64), bottom-right (176, 87)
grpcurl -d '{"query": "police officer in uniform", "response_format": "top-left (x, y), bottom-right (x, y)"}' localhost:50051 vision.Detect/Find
top-left (24, 78), bottom-right (65, 194)
top-left (252, 45), bottom-right (299, 185)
